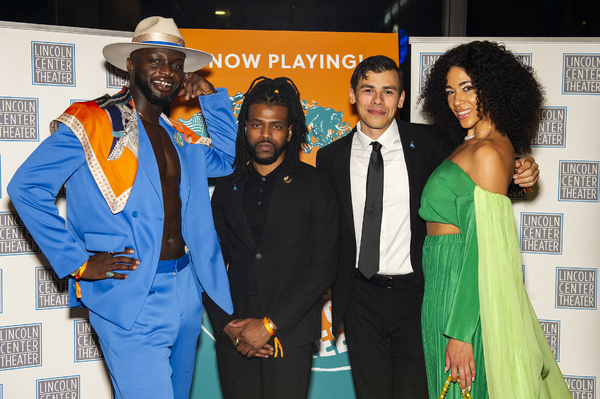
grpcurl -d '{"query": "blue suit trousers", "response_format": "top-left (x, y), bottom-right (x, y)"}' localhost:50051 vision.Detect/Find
top-left (89, 254), bottom-right (203, 399)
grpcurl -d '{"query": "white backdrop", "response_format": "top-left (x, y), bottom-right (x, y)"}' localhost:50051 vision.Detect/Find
top-left (410, 37), bottom-right (600, 398)
top-left (0, 21), bottom-right (132, 399)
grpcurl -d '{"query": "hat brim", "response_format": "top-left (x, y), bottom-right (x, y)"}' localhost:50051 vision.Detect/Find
top-left (102, 42), bottom-right (213, 73)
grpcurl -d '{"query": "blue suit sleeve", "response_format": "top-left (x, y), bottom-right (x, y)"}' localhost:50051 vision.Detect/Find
top-left (7, 125), bottom-right (90, 278)
top-left (197, 88), bottom-right (237, 178)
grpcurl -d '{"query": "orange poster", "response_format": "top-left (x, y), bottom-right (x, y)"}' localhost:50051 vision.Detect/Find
top-left (172, 29), bottom-right (399, 165)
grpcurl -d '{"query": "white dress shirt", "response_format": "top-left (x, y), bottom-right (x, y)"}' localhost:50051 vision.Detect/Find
top-left (350, 121), bottom-right (413, 276)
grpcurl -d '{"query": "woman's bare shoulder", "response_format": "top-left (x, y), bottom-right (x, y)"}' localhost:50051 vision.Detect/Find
top-left (470, 140), bottom-right (514, 195)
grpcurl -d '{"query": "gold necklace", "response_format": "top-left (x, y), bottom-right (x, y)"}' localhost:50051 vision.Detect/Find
top-left (137, 111), bottom-right (161, 126)
top-left (464, 124), bottom-right (493, 141)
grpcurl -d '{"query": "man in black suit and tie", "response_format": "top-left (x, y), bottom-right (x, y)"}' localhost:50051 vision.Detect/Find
top-left (205, 76), bottom-right (339, 399)
top-left (316, 56), bottom-right (539, 398)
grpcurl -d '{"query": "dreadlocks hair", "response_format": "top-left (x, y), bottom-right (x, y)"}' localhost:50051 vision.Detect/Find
top-left (231, 76), bottom-right (308, 184)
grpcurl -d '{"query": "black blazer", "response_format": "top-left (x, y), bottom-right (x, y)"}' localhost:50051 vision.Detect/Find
top-left (205, 161), bottom-right (340, 347)
top-left (316, 119), bottom-right (446, 336)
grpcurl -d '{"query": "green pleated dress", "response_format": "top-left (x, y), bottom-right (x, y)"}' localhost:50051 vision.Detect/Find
top-left (419, 160), bottom-right (571, 399)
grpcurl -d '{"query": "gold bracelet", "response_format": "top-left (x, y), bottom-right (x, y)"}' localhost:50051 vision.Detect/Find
top-left (263, 316), bottom-right (276, 336)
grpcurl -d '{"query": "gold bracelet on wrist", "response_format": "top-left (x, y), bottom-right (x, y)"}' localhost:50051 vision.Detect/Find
top-left (263, 316), bottom-right (276, 336)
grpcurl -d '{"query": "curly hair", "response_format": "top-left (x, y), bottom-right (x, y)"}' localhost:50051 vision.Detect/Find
top-left (231, 76), bottom-right (308, 183)
top-left (351, 55), bottom-right (404, 92)
top-left (420, 40), bottom-right (544, 154)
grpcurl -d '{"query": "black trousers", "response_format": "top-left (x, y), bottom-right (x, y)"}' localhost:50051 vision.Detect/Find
top-left (343, 274), bottom-right (429, 399)
top-left (215, 339), bottom-right (313, 399)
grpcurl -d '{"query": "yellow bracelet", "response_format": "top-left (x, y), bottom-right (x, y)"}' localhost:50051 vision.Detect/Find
top-left (75, 261), bottom-right (88, 299)
top-left (263, 316), bottom-right (275, 336)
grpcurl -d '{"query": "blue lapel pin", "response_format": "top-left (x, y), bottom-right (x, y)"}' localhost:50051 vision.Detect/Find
top-left (233, 184), bottom-right (237, 191)
top-left (410, 141), bottom-right (415, 148)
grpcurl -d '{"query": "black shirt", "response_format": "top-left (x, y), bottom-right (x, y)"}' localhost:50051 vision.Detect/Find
top-left (243, 162), bottom-right (284, 245)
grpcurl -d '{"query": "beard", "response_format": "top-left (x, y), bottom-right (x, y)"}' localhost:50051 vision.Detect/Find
top-left (247, 139), bottom-right (287, 165)
top-left (134, 72), bottom-right (181, 107)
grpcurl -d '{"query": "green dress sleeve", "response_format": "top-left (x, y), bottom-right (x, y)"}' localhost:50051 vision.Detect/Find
top-left (475, 186), bottom-right (571, 399)
top-left (442, 192), bottom-right (481, 344)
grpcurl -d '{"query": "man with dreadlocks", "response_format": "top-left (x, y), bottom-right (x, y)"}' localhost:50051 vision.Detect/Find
top-left (204, 76), bottom-right (339, 399)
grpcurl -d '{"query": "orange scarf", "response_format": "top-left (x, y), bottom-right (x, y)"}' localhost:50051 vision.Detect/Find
top-left (50, 88), bottom-right (210, 214)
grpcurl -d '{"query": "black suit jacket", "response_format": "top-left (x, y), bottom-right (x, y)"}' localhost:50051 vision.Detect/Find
top-left (205, 161), bottom-right (340, 347)
top-left (316, 119), bottom-right (446, 336)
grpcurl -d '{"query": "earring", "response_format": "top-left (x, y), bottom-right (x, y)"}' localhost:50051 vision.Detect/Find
top-left (170, 73), bottom-right (174, 77)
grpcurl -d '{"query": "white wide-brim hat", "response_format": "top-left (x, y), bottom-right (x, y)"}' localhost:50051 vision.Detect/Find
top-left (102, 16), bottom-right (213, 72)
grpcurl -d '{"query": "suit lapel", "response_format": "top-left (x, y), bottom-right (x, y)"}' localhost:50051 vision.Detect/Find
top-left (396, 120), bottom-right (422, 225)
top-left (229, 177), bottom-right (257, 250)
top-left (174, 138), bottom-right (191, 215)
top-left (333, 131), bottom-right (356, 239)
top-left (136, 119), bottom-right (162, 204)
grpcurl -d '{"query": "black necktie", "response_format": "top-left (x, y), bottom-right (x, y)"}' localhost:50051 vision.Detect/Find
top-left (358, 141), bottom-right (384, 279)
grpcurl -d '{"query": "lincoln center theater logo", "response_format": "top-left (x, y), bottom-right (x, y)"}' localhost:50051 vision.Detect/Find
top-left (520, 213), bottom-right (562, 254)
top-left (563, 54), bottom-right (600, 94)
top-left (32, 42), bottom-right (75, 86)
top-left (0, 212), bottom-right (40, 255)
top-left (37, 376), bottom-right (79, 399)
top-left (559, 161), bottom-right (599, 202)
top-left (0, 324), bottom-right (42, 370)
top-left (74, 320), bottom-right (103, 362)
top-left (514, 53), bottom-right (532, 67)
top-left (418, 53), bottom-right (442, 93)
top-left (556, 267), bottom-right (596, 310)
top-left (565, 376), bottom-right (596, 399)
top-left (533, 106), bottom-right (566, 148)
top-left (36, 267), bottom-right (68, 310)
top-left (538, 320), bottom-right (560, 361)
top-left (106, 62), bottom-right (129, 89)
top-left (0, 97), bottom-right (38, 141)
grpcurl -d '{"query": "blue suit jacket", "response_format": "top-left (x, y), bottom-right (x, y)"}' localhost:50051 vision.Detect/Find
top-left (8, 89), bottom-right (235, 330)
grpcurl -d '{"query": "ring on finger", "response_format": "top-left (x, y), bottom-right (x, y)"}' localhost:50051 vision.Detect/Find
top-left (106, 271), bottom-right (114, 278)
top-left (184, 72), bottom-right (189, 80)
top-left (233, 337), bottom-right (240, 346)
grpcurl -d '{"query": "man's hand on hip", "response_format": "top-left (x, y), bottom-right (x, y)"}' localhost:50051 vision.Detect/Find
top-left (82, 248), bottom-right (139, 280)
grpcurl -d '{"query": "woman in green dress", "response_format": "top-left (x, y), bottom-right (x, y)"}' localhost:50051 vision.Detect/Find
top-left (418, 41), bottom-right (571, 399)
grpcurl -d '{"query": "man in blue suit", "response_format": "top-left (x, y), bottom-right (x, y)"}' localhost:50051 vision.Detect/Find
top-left (8, 16), bottom-right (236, 399)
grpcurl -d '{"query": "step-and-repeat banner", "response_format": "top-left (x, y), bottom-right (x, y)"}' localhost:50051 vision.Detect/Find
top-left (410, 37), bottom-right (600, 399)
top-left (0, 21), bottom-right (398, 398)
top-left (2, 21), bottom-right (597, 398)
